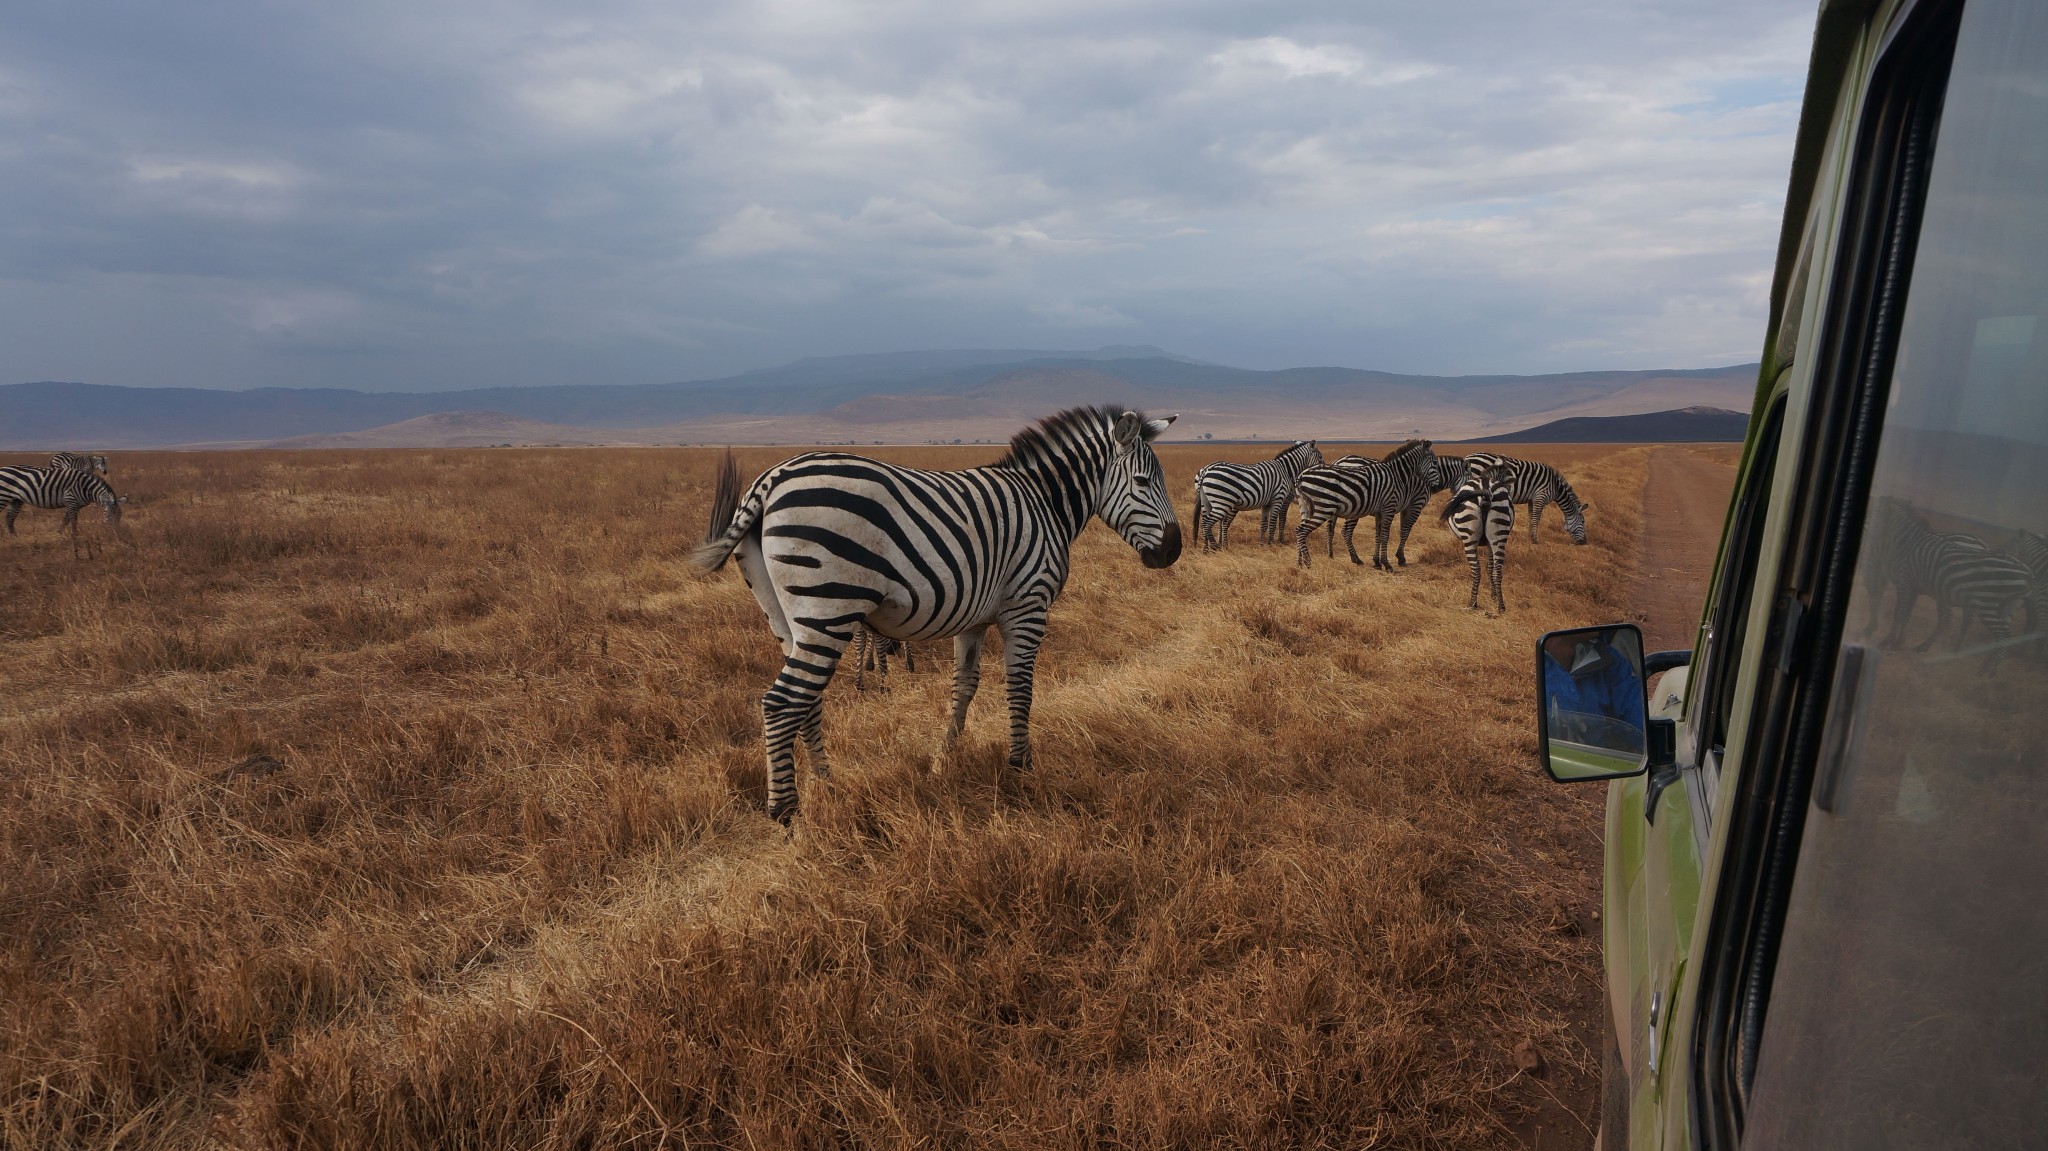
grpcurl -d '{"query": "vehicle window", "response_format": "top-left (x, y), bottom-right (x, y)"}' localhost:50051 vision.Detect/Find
top-left (1743, 1), bottom-right (2048, 1146)
top-left (1697, 397), bottom-right (1785, 780)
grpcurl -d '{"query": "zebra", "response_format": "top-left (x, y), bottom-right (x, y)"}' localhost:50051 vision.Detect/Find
top-left (1441, 463), bottom-right (1515, 613)
top-left (690, 405), bottom-right (1182, 823)
top-left (1865, 501), bottom-right (2032, 655)
top-left (1192, 440), bottom-right (1323, 550)
top-left (51, 452), bottom-right (110, 474)
top-left (851, 623), bottom-right (917, 691)
top-left (1314, 449), bottom-right (1468, 562)
top-left (0, 465), bottom-right (126, 558)
top-left (1291, 440), bottom-right (1438, 570)
top-left (1457, 453), bottom-right (1589, 544)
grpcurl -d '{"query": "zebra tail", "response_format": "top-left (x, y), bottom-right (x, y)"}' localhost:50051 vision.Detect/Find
top-left (688, 449), bottom-right (750, 575)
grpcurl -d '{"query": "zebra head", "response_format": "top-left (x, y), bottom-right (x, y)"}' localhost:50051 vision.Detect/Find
top-left (1103, 410), bottom-right (1183, 568)
top-left (1558, 480), bottom-right (1589, 545)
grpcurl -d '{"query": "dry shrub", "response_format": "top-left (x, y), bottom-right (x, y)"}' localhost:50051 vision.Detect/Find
top-left (0, 443), bottom-right (1654, 1149)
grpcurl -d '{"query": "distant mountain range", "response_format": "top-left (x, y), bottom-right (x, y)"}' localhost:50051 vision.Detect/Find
top-left (1471, 406), bottom-right (1752, 443)
top-left (1, 347), bottom-right (1761, 448)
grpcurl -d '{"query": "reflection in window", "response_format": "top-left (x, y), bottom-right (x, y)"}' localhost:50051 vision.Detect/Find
top-left (1745, 2), bottom-right (2048, 1146)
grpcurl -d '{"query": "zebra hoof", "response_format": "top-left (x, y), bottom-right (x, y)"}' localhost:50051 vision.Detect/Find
top-left (1006, 751), bottom-right (1034, 773)
top-left (767, 798), bottom-right (798, 826)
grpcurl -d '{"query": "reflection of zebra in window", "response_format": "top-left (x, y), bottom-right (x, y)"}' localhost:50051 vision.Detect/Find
top-left (1292, 440), bottom-right (1437, 569)
top-left (851, 623), bottom-right (916, 690)
top-left (1442, 464), bottom-right (1515, 613)
top-left (1458, 453), bottom-right (1588, 544)
top-left (1192, 440), bottom-right (1323, 550)
top-left (691, 406), bottom-right (1182, 823)
top-left (51, 452), bottom-right (110, 474)
top-left (1865, 502), bottom-right (2031, 652)
top-left (0, 466), bottom-right (125, 558)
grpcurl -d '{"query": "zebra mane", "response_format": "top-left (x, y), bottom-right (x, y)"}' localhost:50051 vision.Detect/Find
top-left (994, 404), bottom-right (1159, 469)
top-left (1381, 438), bottom-right (1431, 464)
top-left (1270, 440), bottom-right (1310, 459)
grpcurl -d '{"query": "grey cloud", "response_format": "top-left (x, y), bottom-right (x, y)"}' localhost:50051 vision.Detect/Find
top-left (1, 0), bottom-right (1813, 390)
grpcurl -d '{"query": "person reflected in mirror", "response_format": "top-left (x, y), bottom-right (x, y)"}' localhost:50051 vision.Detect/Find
top-left (1542, 629), bottom-right (1647, 746)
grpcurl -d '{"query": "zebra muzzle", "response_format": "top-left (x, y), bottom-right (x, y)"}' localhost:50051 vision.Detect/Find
top-left (1141, 523), bottom-right (1183, 569)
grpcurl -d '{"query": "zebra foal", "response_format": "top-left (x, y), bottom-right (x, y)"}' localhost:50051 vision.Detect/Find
top-left (691, 405), bottom-right (1182, 823)
top-left (1458, 453), bottom-right (1588, 545)
top-left (1192, 439), bottom-right (1323, 549)
top-left (0, 466), bottom-right (126, 558)
top-left (1442, 464), bottom-right (1515, 613)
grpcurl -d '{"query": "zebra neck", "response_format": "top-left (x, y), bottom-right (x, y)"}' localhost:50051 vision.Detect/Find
top-left (996, 439), bottom-right (1107, 541)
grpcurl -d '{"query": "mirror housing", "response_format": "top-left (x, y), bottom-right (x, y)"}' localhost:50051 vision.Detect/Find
top-left (1536, 623), bottom-right (1654, 783)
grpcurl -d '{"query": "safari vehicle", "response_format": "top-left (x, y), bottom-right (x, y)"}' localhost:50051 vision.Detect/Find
top-left (1534, 0), bottom-right (2048, 1147)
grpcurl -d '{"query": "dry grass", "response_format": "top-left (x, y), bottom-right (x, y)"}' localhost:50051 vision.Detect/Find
top-left (1, 442), bottom-right (1650, 1149)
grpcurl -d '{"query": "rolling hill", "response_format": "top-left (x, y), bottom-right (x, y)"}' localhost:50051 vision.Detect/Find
top-left (2, 349), bottom-right (1761, 448)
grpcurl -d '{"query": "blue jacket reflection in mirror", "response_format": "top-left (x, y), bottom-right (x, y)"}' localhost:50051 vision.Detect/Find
top-left (1542, 630), bottom-right (1647, 776)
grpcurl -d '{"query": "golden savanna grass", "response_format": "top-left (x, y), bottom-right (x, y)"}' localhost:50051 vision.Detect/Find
top-left (2, 441), bottom-right (1649, 1149)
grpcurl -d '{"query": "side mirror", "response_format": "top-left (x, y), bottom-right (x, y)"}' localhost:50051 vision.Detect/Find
top-left (1536, 623), bottom-right (1654, 782)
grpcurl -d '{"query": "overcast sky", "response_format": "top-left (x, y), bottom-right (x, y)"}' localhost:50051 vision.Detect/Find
top-left (1, 1), bottom-right (1816, 392)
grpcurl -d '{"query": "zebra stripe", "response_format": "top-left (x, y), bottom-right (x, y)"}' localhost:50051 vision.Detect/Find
top-left (1441, 465), bottom-right (1515, 613)
top-left (1193, 440), bottom-right (1323, 550)
top-left (1291, 440), bottom-right (1438, 569)
top-left (851, 623), bottom-right (917, 691)
top-left (691, 405), bottom-right (1182, 823)
top-left (0, 466), bottom-right (126, 558)
top-left (51, 452), bottom-right (110, 474)
top-left (1866, 501), bottom-right (2032, 653)
top-left (1458, 453), bottom-right (1588, 544)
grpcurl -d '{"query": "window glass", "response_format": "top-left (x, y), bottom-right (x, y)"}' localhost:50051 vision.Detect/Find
top-left (1745, 2), bottom-right (2048, 1146)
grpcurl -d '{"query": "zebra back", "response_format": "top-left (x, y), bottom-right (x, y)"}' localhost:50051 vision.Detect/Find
top-left (51, 452), bottom-right (110, 474)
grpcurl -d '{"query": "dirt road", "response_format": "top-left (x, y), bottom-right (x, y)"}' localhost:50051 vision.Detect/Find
top-left (1633, 445), bottom-right (1740, 652)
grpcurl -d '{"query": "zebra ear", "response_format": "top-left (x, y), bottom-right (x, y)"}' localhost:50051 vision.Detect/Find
top-left (1580, 501), bottom-right (1594, 510)
top-left (1143, 414), bottom-right (1176, 440)
top-left (1113, 411), bottom-right (1144, 445)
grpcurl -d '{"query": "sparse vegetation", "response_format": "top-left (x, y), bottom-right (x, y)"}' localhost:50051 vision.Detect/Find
top-left (1, 444), bottom-right (1652, 1149)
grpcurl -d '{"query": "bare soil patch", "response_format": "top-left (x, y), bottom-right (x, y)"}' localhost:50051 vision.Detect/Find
top-left (1632, 445), bottom-right (1741, 651)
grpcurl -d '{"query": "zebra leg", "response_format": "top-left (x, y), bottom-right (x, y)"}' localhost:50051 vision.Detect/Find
top-left (1342, 519), bottom-right (1365, 565)
top-left (1527, 498), bottom-right (1546, 543)
top-left (1395, 504), bottom-right (1424, 567)
top-left (941, 628), bottom-right (988, 760)
top-left (3, 501), bottom-right (17, 534)
top-left (1216, 509), bottom-right (1237, 549)
top-left (800, 706), bottom-right (831, 780)
top-left (1295, 516), bottom-right (1319, 568)
top-left (998, 608), bottom-right (1048, 772)
top-left (1372, 512), bottom-right (1394, 571)
top-left (1326, 518), bottom-right (1336, 559)
top-left (1466, 544), bottom-right (1483, 609)
top-left (1491, 544), bottom-right (1507, 613)
top-left (1916, 601), bottom-right (1952, 653)
top-left (852, 628), bottom-right (870, 691)
top-left (1883, 585), bottom-right (1915, 649)
top-left (759, 626), bottom-right (851, 824)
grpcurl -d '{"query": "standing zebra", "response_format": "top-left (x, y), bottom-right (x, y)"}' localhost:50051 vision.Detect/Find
top-left (1292, 440), bottom-right (1437, 569)
top-left (51, 452), bottom-right (110, 474)
top-left (1441, 463), bottom-right (1515, 613)
top-left (0, 465), bottom-right (126, 557)
top-left (1864, 501), bottom-right (2032, 653)
top-left (691, 405), bottom-right (1182, 823)
top-left (1458, 453), bottom-right (1589, 544)
top-left (1193, 440), bottom-right (1323, 550)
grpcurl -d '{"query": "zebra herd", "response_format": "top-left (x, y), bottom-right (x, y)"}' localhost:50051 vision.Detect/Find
top-left (1194, 437), bottom-right (1590, 612)
top-left (691, 405), bottom-right (1601, 821)
top-left (0, 451), bottom-right (126, 558)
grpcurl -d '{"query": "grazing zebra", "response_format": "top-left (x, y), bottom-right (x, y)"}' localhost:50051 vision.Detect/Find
top-left (690, 405), bottom-right (1182, 823)
top-left (1292, 440), bottom-right (1438, 569)
top-left (0, 466), bottom-right (126, 557)
top-left (51, 452), bottom-right (110, 474)
top-left (1193, 440), bottom-right (1323, 550)
top-left (851, 623), bottom-right (916, 691)
top-left (1441, 464), bottom-right (1515, 613)
top-left (1865, 501), bottom-right (2032, 654)
top-left (1458, 453), bottom-right (1589, 544)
